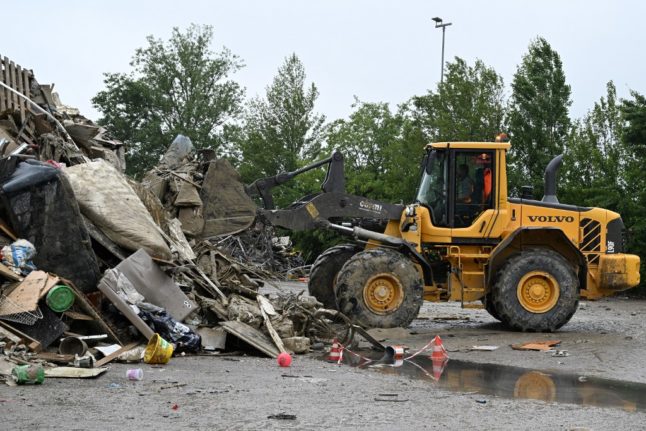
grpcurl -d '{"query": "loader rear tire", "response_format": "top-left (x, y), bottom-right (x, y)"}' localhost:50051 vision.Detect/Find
top-left (335, 248), bottom-right (423, 329)
top-left (308, 244), bottom-right (361, 309)
top-left (492, 249), bottom-right (579, 332)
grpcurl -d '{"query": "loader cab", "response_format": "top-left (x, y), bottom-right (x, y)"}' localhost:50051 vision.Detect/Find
top-left (416, 142), bottom-right (509, 234)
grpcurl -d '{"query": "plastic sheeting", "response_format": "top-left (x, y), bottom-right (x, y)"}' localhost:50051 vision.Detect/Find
top-left (64, 160), bottom-right (172, 260)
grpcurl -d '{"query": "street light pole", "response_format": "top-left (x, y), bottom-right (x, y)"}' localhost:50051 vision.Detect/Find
top-left (432, 17), bottom-right (452, 85)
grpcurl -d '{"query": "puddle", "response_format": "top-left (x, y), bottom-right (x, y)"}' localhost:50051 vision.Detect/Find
top-left (330, 350), bottom-right (646, 412)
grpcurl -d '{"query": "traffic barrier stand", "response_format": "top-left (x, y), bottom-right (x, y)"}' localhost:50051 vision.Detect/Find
top-left (431, 335), bottom-right (448, 360)
top-left (327, 338), bottom-right (343, 363)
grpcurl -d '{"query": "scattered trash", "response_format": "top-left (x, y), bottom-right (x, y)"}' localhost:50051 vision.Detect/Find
top-left (277, 352), bottom-right (292, 367)
top-left (11, 364), bottom-right (44, 385)
top-left (139, 304), bottom-right (201, 353)
top-left (267, 413), bottom-right (296, 420)
top-left (59, 337), bottom-right (88, 356)
top-left (1, 239), bottom-right (36, 276)
top-left (171, 403), bottom-right (179, 411)
top-left (511, 340), bottom-right (561, 351)
top-left (44, 367), bottom-right (107, 378)
top-left (143, 334), bottom-right (174, 365)
top-left (551, 350), bottom-right (570, 357)
top-left (374, 397), bottom-right (409, 402)
top-left (126, 368), bottom-right (143, 381)
top-left (45, 284), bottom-right (75, 312)
top-left (470, 345), bottom-right (499, 351)
top-left (73, 354), bottom-right (95, 368)
top-left (476, 399), bottom-right (487, 404)
top-left (0, 55), bottom-right (351, 395)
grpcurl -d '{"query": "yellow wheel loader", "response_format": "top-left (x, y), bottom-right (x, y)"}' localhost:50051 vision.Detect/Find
top-left (247, 141), bottom-right (640, 331)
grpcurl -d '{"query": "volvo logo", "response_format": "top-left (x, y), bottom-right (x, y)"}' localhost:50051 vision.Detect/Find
top-left (527, 215), bottom-right (575, 223)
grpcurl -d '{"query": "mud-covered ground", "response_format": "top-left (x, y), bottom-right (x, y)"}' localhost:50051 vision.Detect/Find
top-left (2, 284), bottom-right (646, 430)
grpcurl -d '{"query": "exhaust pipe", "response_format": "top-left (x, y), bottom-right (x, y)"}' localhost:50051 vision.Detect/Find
top-left (542, 154), bottom-right (563, 203)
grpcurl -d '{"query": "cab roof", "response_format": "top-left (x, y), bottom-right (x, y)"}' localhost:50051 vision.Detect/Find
top-left (427, 142), bottom-right (511, 150)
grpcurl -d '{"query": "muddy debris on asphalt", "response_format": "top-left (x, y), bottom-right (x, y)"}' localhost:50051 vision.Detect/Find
top-left (0, 54), bottom-right (348, 389)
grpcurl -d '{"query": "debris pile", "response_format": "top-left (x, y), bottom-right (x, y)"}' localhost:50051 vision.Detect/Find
top-left (0, 55), bottom-right (344, 386)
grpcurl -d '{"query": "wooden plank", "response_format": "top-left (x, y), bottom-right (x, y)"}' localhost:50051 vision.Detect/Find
top-left (62, 310), bottom-right (94, 321)
top-left (0, 57), bottom-right (5, 112)
top-left (8, 60), bottom-right (16, 111)
top-left (23, 69), bottom-right (31, 112)
top-left (0, 270), bottom-right (47, 315)
top-left (0, 218), bottom-right (18, 241)
top-left (0, 57), bottom-right (7, 112)
top-left (257, 295), bottom-right (286, 353)
top-left (95, 341), bottom-right (139, 367)
top-left (35, 352), bottom-right (74, 364)
top-left (0, 325), bottom-right (21, 344)
top-left (41, 273), bottom-right (60, 299)
top-left (0, 262), bottom-right (22, 282)
top-left (220, 320), bottom-right (279, 358)
top-left (15, 64), bottom-right (24, 122)
top-left (0, 320), bottom-right (41, 352)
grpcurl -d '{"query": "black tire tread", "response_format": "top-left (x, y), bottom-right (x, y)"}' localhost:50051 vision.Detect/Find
top-left (335, 248), bottom-right (423, 329)
top-left (492, 248), bottom-right (579, 332)
top-left (308, 244), bottom-right (361, 309)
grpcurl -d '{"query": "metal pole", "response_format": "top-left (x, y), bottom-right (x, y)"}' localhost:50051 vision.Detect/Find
top-left (440, 25), bottom-right (446, 85)
top-left (432, 17), bottom-right (452, 86)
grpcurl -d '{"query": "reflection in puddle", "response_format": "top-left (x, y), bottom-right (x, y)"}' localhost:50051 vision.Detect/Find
top-left (334, 350), bottom-right (645, 412)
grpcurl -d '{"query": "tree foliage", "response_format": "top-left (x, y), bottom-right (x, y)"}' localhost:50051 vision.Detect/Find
top-left (326, 100), bottom-right (424, 204)
top-left (507, 37), bottom-right (572, 197)
top-left (92, 24), bottom-right (244, 177)
top-left (619, 91), bottom-right (646, 279)
top-left (561, 82), bottom-right (625, 209)
top-left (236, 53), bottom-right (326, 208)
top-left (411, 57), bottom-right (506, 142)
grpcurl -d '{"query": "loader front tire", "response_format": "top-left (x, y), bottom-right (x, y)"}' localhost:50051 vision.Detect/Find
top-left (335, 248), bottom-right (423, 329)
top-left (308, 244), bottom-right (361, 309)
top-left (482, 293), bottom-right (501, 321)
top-left (492, 249), bottom-right (579, 332)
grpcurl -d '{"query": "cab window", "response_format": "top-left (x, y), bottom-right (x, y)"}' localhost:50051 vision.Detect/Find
top-left (453, 151), bottom-right (494, 228)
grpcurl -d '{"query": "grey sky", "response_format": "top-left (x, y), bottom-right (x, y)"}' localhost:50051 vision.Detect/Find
top-left (3, 1), bottom-right (644, 124)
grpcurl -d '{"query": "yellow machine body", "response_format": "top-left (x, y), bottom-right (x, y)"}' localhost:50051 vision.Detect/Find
top-left (386, 141), bottom-right (640, 305)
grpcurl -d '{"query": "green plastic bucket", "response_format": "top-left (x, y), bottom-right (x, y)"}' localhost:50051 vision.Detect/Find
top-left (46, 285), bottom-right (75, 312)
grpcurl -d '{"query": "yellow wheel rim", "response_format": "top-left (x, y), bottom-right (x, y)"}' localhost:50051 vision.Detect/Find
top-left (513, 371), bottom-right (556, 402)
top-left (363, 272), bottom-right (404, 314)
top-left (516, 271), bottom-right (559, 313)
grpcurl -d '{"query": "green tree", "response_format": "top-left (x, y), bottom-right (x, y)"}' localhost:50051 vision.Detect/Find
top-left (411, 57), bottom-right (505, 142)
top-left (293, 101), bottom-right (425, 262)
top-left (92, 24), bottom-right (244, 177)
top-left (507, 37), bottom-right (572, 197)
top-left (561, 82), bottom-right (625, 210)
top-left (326, 100), bottom-right (423, 204)
top-left (620, 90), bottom-right (646, 280)
top-left (236, 53), bottom-right (326, 207)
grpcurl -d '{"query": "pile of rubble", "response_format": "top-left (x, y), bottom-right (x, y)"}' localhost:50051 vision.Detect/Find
top-left (0, 55), bottom-right (346, 385)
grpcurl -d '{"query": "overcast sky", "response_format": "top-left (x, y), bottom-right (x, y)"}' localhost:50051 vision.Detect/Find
top-left (3, 1), bottom-right (644, 124)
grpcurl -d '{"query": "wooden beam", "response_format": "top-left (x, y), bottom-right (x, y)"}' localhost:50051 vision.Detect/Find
top-left (95, 342), bottom-right (139, 367)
